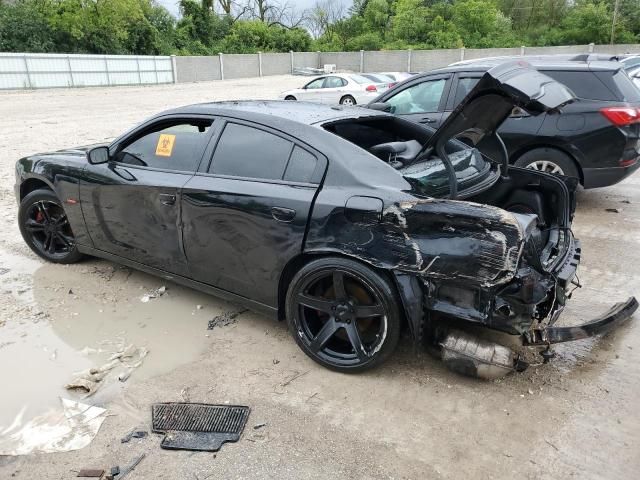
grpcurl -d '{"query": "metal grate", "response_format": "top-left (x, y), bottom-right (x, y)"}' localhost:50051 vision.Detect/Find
top-left (152, 403), bottom-right (249, 434)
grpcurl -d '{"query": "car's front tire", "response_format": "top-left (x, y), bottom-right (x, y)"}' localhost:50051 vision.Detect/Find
top-left (18, 188), bottom-right (83, 264)
top-left (286, 257), bottom-right (401, 372)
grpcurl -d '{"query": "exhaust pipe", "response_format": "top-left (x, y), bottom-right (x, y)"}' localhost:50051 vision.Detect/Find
top-left (440, 330), bottom-right (527, 380)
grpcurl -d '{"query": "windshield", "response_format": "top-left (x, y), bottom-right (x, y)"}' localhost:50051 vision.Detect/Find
top-left (401, 147), bottom-right (492, 198)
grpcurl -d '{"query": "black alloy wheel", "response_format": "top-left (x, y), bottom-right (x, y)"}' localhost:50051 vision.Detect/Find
top-left (286, 257), bottom-right (400, 372)
top-left (19, 189), bottom-right (83, 263)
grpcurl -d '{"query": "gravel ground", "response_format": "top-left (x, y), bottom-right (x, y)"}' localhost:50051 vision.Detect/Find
top-left (0, 75), bottom-right (639, 479)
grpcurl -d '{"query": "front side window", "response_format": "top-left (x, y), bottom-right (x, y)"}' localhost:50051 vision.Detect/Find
top-left (209, 123), bottom-right (293, 180)
top-left (305, 78), bottom-right (325, 89)
top-left (115, 120), bottom-right (212, 171)
top-left (386, 78), bottom-right (447, 114)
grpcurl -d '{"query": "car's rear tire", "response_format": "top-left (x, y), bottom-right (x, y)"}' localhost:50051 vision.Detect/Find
top-left (18, 189), bottom-right (83, 264)
top-left (340, 95), bottom-right (356, 106)
top-left (284, 95), bottom-right (297, 101)
top-left (514, 148), bottom-right (580, 179)
top-left (285, 257), bottom-right (401, 372)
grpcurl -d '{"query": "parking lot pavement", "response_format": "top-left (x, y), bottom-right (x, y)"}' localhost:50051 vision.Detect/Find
top-left (0, 76), bottom-right (639, 479)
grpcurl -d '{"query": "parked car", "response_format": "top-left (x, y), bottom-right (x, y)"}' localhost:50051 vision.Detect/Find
top-left (15, 62), bottom-right (637, 377)
top-left (379, 71), bottom-right (416, 82)
top-left (279, 73), bottom-right (389, 106)
top-left (370, 58), bottom-right (640, 188)
top-left (618, 54), bottom-right (640, 71)
top-left (627, 64), bottom-right (640, 89)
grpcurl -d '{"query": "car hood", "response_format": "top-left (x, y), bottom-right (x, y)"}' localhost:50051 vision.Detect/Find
top-left (422, 61), bottom-right (576, 154)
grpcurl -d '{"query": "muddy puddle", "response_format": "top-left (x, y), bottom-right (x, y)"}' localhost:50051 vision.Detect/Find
top-left (0, 248), bottom-right (240, 432)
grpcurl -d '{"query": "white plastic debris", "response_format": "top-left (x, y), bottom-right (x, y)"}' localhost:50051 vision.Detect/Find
top-left (0, 398), bottom-right (107, 455)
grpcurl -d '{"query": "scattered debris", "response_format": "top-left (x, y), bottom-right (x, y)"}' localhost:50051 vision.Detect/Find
top-left (545, 439), bottom-right (560, 451)
top-left (0, 399), bottom-right (107, 455)
top-left (293, 66), bottom-right (324, 76)
top-left (141, 286), bottom-right (167, 303)
top-left (196, 304), bottom-right (203, 310)
top-left (104, 466), bottom-right (121, 480)
top-left (621, 199), bottom-right (631, 204)
top-left (66, 344), bottom-right (148, 395)
top-left (121, 429), bottom-right (148, 443)
top-left (0, 267), bottom-right (10, 275)
top-left (77, 468), bottom-right (104, 477)
top-left (253, 423), bottom-right (267, 430)
top-left (68, 288), bottom-right (74, 295)
top-left (119, 454), bottom-right (145, 479)
top-left (605, 207), bottom-right (622, 213)
top-left (152, 402), bottom-right (250, 452)
top-left (207, 309), bottom-right (247, 330)
top-left (272, 359), bottom-right (280, 365)
top-left (280, 370), bottom-right (310, 388)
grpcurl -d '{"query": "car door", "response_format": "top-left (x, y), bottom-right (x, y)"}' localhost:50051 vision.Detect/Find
top-left (298, 77), bottom-right (326, 102)
top-left (381, 74), bottom-right (452, 127)
top-left (181, 118), bottom-right (327, 308)
top-left (320, 76), bottom-right (347, 103)
top-left (80, 115), bottom-right (214, 276)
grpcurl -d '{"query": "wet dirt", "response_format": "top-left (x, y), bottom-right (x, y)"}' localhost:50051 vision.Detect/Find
top-left (0, 77), bottom-right (638, 479)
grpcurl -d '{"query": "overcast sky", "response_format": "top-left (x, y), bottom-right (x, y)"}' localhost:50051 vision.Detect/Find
top-left (157, 0), bottom-right (351, 18)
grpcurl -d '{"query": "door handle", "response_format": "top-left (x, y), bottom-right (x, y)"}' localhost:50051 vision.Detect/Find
top-left (159, 193), bottom-right (176, 206)
top-left (419, 117), bottom-right (436, 124)
top-left (271, 206), bottom-right (296, 223)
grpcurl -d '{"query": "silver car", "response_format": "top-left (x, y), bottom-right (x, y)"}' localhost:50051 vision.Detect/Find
top-left (279, 73), bottom-right (389, 105)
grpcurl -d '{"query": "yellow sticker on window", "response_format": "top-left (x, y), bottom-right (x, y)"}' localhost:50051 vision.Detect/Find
top-left (155, 134), bottom-right (176, 157)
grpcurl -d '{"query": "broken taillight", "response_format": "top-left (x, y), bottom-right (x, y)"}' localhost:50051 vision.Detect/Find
top-left (600, 107), bottom-right (640, 126)
top-left (365, 85), bottom-right (378, 92)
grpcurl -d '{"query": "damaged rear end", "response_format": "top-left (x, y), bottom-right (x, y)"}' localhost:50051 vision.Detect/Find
top-left (399, 62), bottom-right (638, 378)
top-left (320, 61), bottom-right (637, 378)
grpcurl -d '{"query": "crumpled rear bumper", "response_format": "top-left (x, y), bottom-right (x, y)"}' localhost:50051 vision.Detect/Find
top-left (522, 297), bottom-right (638, 346)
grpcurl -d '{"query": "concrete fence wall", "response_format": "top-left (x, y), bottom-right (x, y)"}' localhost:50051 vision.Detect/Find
top-left (4, 44), bottom-right (640, 89)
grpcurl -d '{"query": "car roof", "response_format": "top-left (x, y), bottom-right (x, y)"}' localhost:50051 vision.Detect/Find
top-left (163, 100), bottom-right (385, 126)
top-left (426, 57), bottom-right (623, 76)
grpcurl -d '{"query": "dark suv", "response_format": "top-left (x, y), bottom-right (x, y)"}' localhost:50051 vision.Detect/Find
top-left (371, 59), bottom-right (640, 188)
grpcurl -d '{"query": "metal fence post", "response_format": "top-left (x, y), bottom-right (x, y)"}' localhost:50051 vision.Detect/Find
top-left (66, 54), bottom-right (75, 87)
top-left (317, 51), bottom-right (321, 69)
top-left (290, 50), bottom-right (294, 74)
top-left (407, 49), bottom-right (412, 72)
top-left (258, 51), bottom-right (263, 77)
top-left (520, 45), bottom-right (526, 56)
top-left (170, 55), bottom-right (177, 83)
top-left (360, 50), bottom-right (364, 72)
top-left (104, 55), bottom-right (111, 86)
top-left (136, 57), bottom-right (142, 84)
top-left (22, 54), bottom-right (32, 89)
top-left (460, 47), bottom-right (465, 61)
top-left (152, 56), bottom-right (158, 84)
top-left (219, 53), bottom-right (224, 80)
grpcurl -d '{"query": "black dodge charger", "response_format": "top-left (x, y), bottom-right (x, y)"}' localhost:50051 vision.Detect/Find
top-left (15, 62), bottom-right (637, 378)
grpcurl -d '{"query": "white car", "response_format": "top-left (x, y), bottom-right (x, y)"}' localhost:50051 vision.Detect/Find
top-left (627, 66), bottom-right (640, 90)
top-left (279, 73), bottom-right (389, 106)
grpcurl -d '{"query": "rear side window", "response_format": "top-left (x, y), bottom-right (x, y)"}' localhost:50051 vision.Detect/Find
top-left (453, 77), bottom-right (480, 106)
top-left (543, 70), bottom-right (617, 101)
top-left (609, 70), bottom-right (640, 102)
top-left (284, 146), bottom-right (318, 183)
top-left (209, 123), bottom-right (292, 180)
top-left (325, 76), bottom-right (346, 88)
top-left (115, 120), bottom-right (212, 172)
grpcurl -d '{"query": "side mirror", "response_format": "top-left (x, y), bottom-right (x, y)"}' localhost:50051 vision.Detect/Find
top-left (87, 146), bottom-right (110, 165)
top-left (368, 102), bottom-right (393, 112)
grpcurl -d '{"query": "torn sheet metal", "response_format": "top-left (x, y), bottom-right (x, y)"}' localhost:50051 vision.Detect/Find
top-left (0, 398), bottom-right (107, 455)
